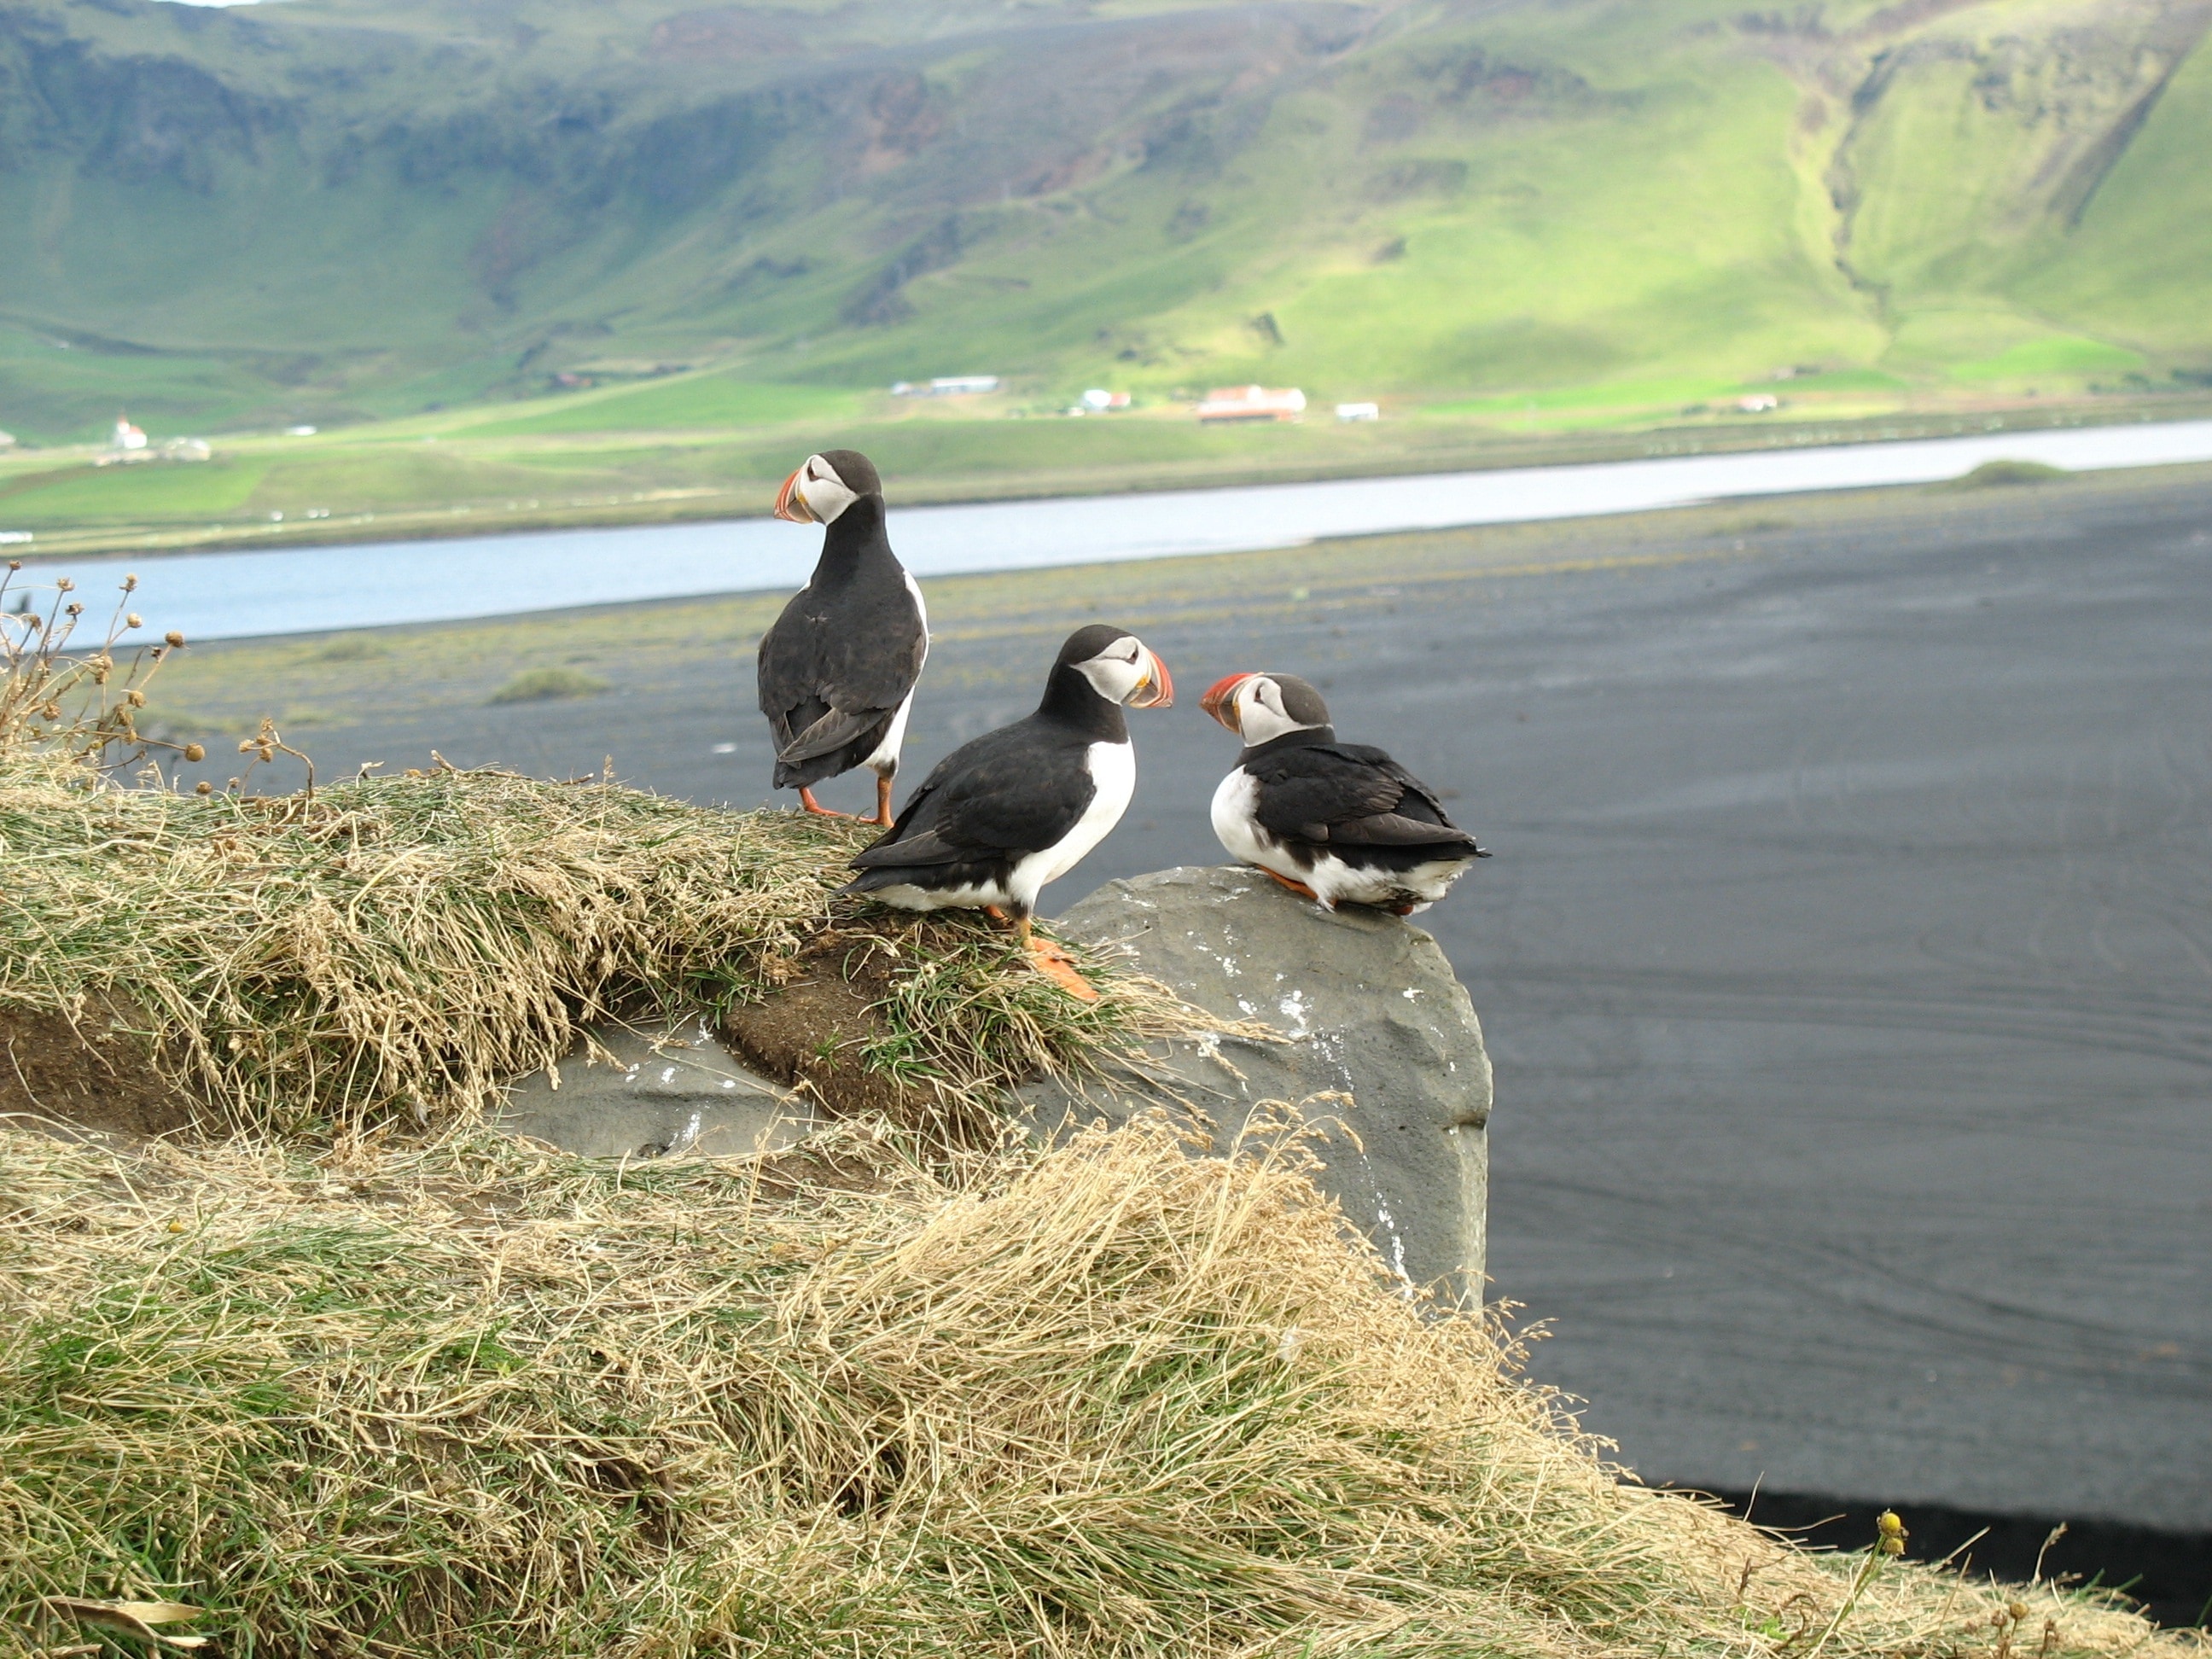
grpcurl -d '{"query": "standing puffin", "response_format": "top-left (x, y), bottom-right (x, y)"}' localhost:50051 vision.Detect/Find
top-left (842, 625), bottom-right (1173, 998)
top-left (760, 449), bottom-right (927, 824)
top-left (1200, 671), bottom-right (1487, 915)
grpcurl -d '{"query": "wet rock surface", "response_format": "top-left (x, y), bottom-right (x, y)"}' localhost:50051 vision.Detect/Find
top-left (498, 1010), bottom-right (816, 1161)
top-left (1024, 865), bottom-right (1492, 1301)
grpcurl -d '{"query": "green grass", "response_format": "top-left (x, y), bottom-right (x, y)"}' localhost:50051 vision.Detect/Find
top-left (456, 375), bottom-right (863, 438)
top-left (1950, 336), bottom-right (2145, 384)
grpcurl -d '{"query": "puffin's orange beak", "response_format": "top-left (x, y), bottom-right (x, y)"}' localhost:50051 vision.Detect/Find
top-left (773, 466), bottom-right (814, 524)
top-left (1127, 648), bottom-right (1173, 709)
top-left (1201, 672), bottom-right (1252, 732)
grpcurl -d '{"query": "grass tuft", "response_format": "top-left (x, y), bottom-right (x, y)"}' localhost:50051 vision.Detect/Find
top-left (2, 1115), bottom-right (2187, 1659)
top-left (488, 666), bottom-right (609, 704)
top-left (1953, 458), bottom-right (2070, 488)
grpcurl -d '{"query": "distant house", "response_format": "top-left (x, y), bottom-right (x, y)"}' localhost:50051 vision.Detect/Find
top-left (112, 418), bottom-right (148, 451)
top-left (1735, 394), bottom-right (1779, 413)
top-left (1196, 386), bottom-right (1306, 423)
top-left (892, 375), bottom-right (1002, 397)
top-left (0, 430), bottom-right (15, 450)
top-left (1335, 401), bottom-right (1380, 422)
top-left (1080, 389), bottom-right (1131, 411)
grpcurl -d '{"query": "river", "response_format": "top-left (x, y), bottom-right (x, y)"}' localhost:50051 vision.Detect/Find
top-left (15, 416), bottom-right (2212, 641)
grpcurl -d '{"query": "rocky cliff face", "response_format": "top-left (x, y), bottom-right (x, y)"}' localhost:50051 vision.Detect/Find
top-left (1022, 866), bottom-right (1492, 1304)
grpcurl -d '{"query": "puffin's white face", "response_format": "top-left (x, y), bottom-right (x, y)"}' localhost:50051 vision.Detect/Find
top-left (1209, 674), bottom-right (1324, 747)
top-left (1074, 634), bottom-right (1174, 708)
top-left (773, 453), bottom-right (859, 525)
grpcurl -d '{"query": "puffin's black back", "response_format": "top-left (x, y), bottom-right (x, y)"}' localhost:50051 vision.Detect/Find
top-left (844, 623), bottom-right (1143, 896)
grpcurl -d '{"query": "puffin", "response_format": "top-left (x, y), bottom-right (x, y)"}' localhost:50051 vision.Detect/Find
top-left (759, 449), bottom-right (928, 824)
top-left (1200, 671), bottom-right (1487, 915)
top-left (842, 624), bottom-right (1173, 998)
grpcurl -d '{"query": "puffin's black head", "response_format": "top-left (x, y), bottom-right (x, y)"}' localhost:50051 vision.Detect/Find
top-left (1055, 624), bottom-right (1173, 709)
top-left (1200, 672), bottom-right (1330, 743)
top-left (773, 449), bottom-right (882, 525)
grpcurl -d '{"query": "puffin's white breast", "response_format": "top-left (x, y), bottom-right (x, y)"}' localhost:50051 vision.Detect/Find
top-left (1013, 739), bottom-right (1135, 905)
top-left (1210, 766), bottom-right (1273, 866)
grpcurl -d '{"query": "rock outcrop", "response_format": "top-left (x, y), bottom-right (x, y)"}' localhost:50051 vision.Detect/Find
top-left (495, 869), bottom-right (1493, 1303)
top-left (498, 1012), bottom-right (816, 1160)
top-left (1024, 866), bottom-right (1492, 1302)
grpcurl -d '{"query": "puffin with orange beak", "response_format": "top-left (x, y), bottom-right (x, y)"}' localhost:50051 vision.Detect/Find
top-left (844, 625), bottom-right (1173, 998)
top-left (1201, 671), bottom-right (1487, 915)
top-left (758, 449), bottom-right (927, 824)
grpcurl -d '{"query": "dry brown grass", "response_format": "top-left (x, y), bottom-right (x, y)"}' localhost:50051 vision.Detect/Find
top-left (0, 745), bottom-right (888, 1140)
top-left (3, 1114), bottom-right (2193, 1659)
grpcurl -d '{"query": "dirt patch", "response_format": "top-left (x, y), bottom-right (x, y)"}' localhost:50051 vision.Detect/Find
top-left (723, 928), bottom-right (928, 1123)
top-left (723, 922), bottom-right (1022, 1139)
top-left (0, 1002), bottom-right (204, 1141)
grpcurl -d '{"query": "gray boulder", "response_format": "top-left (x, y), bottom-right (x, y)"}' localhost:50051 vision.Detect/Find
top-left (1027, 865), bottom-right (1493, 1302)
top-left (498, 1010), bottom-right (817, 1160)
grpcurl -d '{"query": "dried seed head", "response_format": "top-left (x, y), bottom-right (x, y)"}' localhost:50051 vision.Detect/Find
top-left (166, 631), bottom-right (186, 648)
top-left (126, 689), bottom-right (146, 707)
top-left (7, 559), bottom-right (18, 571)
top-left (41, 703), bottom-right (59, 719)
top-left (55, 577), bottom-right (73, 591)
top-left (66, 602), bottom-right (83, 617)
top-left (183, 742), bottom-right (206, 762)
top-left (195, 780), bottom-right (213, 795)
top-left (2008, 1604), bottom-right (2029, 1622)
top-left (123, 574), bottom-right (139, 591)
top-left (238, 738), bottom-right (255, 754)
top-left (125, 613), bottom-right (143, 629)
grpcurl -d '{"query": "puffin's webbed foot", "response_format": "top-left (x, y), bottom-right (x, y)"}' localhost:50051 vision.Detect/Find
top-left (1260, 867), bottom-right (1322, 904)
top-left (1015, 915), bottom-right (1098, 1002)
top-left (798, 788), bottom-right (853, 820)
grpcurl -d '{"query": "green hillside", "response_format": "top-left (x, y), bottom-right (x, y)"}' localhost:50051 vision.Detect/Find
top-left (0, 0), bottom-right (2207, 537)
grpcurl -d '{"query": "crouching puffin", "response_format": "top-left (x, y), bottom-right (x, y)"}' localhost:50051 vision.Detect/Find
top-left (1200, 671), bottom-right (1487, 915)
top-left (760, 449), bottom-right (927, 824)
top-left (843, 625), bottom-right (1173, 998)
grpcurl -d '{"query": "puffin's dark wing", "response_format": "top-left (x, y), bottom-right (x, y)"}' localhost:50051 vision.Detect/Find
top-left (851, 725), bottom-right (1093, 868)
top-left (755, 582), bottom-right (927, 754)
top-left (1249, 744), bottom-right (1476, 847)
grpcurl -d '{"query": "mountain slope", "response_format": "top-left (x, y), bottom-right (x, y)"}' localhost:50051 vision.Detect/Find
top-left (0, 0), bottom-right (2206, 444)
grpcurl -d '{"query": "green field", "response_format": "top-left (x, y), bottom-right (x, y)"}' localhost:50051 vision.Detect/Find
top-left (1, 0), bottom-right (2208, 550)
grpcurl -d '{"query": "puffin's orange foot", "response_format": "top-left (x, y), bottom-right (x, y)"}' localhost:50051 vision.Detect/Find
top-left (1027, 938), bottom-right (1099, 1002)
top-left (1260, 867), bottom-right (1321, 903)
top-left (798, 788), bottom-right (852, 820)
